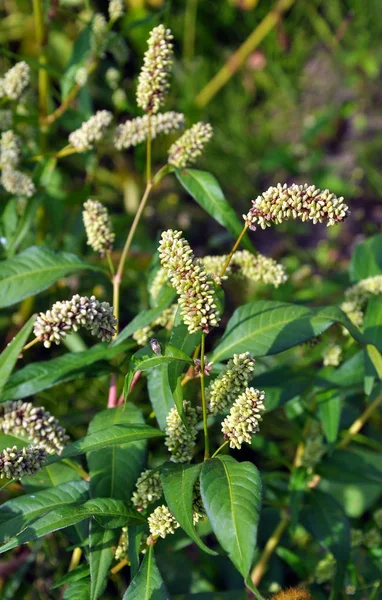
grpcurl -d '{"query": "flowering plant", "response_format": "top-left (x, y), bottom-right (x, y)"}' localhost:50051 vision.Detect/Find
top-left (0, 5), bottom-right (381, 600)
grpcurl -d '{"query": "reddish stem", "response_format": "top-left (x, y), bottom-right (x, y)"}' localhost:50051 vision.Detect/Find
top-left (107, 373), bottom-right (118, 408)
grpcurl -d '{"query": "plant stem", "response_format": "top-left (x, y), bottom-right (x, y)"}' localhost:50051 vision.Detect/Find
top-left (211, 440), bottom-right (229, 459)
top-left (22, 337), bottom-right (40, 352)
top-left (183, 0), bottom-right (198, 62)
top-left (195, 0), bottom-right (295, 108)
top-left (33, 0), bottom-right (49, 128)
top-left (146, 114), bottom-right (152, 184)
top-left (219, 223), bottom-right (249, 278)
top-left (338, 392), bottom-right (382, 449)
top-left (106, 251), bottom-right (115, 277)
top-left (200, 332), bottom-right (210, 460)
top-left (251, 514), bottom-right (289, 586)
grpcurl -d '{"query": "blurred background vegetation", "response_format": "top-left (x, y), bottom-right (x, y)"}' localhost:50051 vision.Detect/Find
top-left (0, 0), bottom-right (381, 598)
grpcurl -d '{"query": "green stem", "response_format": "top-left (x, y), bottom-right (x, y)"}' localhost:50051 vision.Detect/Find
top-left (33, 0), bottom-right (49, 137)
top-left (211, 440), bottom-right (229, 459)
top-left (183, 0), bottom-right (198, 62)
top-left (219, 223), bottom-right (249, 278)
top-left (22, 337), bottom-right (40, 352)
top-left (200, 333), bottom-right (210, 460)
top-left (337, 392), bottom-right (382, 449)
top-left (106, 251), bottom-right (115, 277)
top-left (146, 113), bottom-right (152, 184)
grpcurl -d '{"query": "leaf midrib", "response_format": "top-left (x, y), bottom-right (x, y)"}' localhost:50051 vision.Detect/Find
top-left (220, 458), bottom-right (243, 563)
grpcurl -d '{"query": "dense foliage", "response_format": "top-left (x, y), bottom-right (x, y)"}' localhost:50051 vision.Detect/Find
top-left (0, 1), bottom-right (381, 599)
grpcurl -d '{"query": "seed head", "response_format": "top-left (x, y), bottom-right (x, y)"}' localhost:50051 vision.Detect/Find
top-left (207, 353), bottom-right (255, 415)
top-left (1, 62), bottom-right (30, 100)
top-left (0, 445), bottom-right (47, 480)
top-left (0, 401), bottom-right (69, 454)
top-left (244, 183), bottom-right (349, 230)
top-left (83, 199), bottom-right (115, 256)
top-left (136, 25), bottom-right (174, 114)
top-left (222, 387), bottom-right (265, 449)
top-left (114, 112), bottom-right (185, 150)
top-left (168, 122), bottom-right (213, 169)
top-left (148, 505), bottom-right (179, 539)
top-left (1, 168), bottom-right (35, 197)
top-left (165, 400), bottom-right (198, 463)
top-left (69, 110), bottom-right (112, 151)
top-left (108, 0), bottom-right (124, 21)
top-left (34, 294), bottom-right (117, 348)
top-left (0, 130), bottom-right (21, 168)
top-left (159, 230), bottom-right (220, 334)
top-left (131, 469), bottom-right (163, 511)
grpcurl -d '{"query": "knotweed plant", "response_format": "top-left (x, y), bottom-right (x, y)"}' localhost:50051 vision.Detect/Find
top-left (0, 10), bottom-right (380, 600)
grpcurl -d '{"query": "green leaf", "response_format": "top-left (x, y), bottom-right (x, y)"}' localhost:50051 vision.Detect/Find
top-left (211, 301), bottom-right (333, 362)
top-left (52, 564), bottom-right (90, 589)
top-left (6, 196), bottom-right (41, 257)
top-left (161, 462), bottom-right (217, 556)
top-left (0, 480), bottom-right (89, 543)
top-left (315, 352), bottom-right (364, 390)
top-left (0, 316), bottom-right (35, 397)
top-left (113, 286), bottom-right (176, 346)
top-left (0, 498), bottom-right (144, 554)
top-left (124, 345), bottom-right (192, 400)
top-left (364, 296), bottom-right (382, 353)
top-left (350, 233), bottom-right (382, 282)
top-left (61, 22), bottom-right (92, 100)
top-left (175, 169), bottom-right (252, 251)
top-left (63, 578), bottom-right (91, 600)
top-left (317, 389), bottom-right (342, 443)
top-left (317, 449), bottom-right (382, 484)
top-left (200, 456), bottom-right (262, 577)
top-left (22, 461), bottom-right (83, 492)
top-left (87, 405), bottom-right (146, 501)
top-left (123, 545), bottom-right (169, 600)
top-left (0, 246), bottom-right (103, 308)
top-left (89, 521), bottom-right (118, 600)
top-left (147, 366), bottom-right (174, 430)
top-left (253, 366), bottom-right (311, 411)
top-left (46, 424), bottom-right (164, 466)
top-left (2, 339), bottom-right (134, 401)
top-left (301, 489), bottom-right (350, 597)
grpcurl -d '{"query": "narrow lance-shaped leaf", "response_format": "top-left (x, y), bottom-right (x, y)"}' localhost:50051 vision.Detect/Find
top-left (0, 246), bottom-right (104, 308)
top-left (161, 462), bottom-right (217, 556)
top-left (89, 521), bottom-right (118, 600)
top-left (123, 545), bottom-right (169, 600)
top-left (0, 315), bottom-right (35, 396)
top-left (147, 366), bottom-right (174, 430)
top-left (200, 456), bottom-right (262, 577)
top-left (0, 498), bottom-right (145, 554)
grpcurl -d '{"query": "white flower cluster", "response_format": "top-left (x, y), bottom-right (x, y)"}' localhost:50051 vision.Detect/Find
top-left (1, 168), bottom-right (35, 197)
top-left (323, 344), bottom-right (342, 367)
top-left (0, 130), bottom-right (21, 167)
top-left (131, 469), bottom-right (163, 511)
top-left (114, 112), bottom-right (185, 150)
top-left (136, 25), bottom-right (174, 114)
top-left (69, 110), bottom-right (112, 151)
top-left (34, 294), bottom-right (117, 348)
top-left (148, 505), bottom-right (179, 539)
top-left (222, 387), bottom-right (265, 449)
top-left (244, 183), bottom-right (349, 230)
top-left (0, 401), bottom-right (69, 454)
top-left (75, 67), bottom-right (88, 87)
top-left (109, 0), bottom-right (124, 21)
top-left (82, 199), bottom-right (115, 256)
top-left (0, 62), bottom-right (30, 100)
top-left (159, 230), bottom-right (220, 334)
top-left (165, 400), bottom-right (198, 463)
top-left (168, 122), bottom-right (213, 169)
top-left (207, 353), bottom-right (255, 415)
top-left (341, 274), bottom-right (382, 328)
top-left (0, 445), bottom-right (47, 480)
top-left (91, 13), bottom-right (108, 54)
top-left (202, 250), bottom-right (287, 287)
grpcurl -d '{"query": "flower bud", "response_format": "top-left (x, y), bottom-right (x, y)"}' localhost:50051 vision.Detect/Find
top-left (221, 387), bottom-right (265, 449)
top-left (0, 445), bottom-right (46, 480)
top-left (114, 112), bottom-right (185, 150)
top-left (131, 469), bottom-right (162, 511)
top-left (83, 199), bottom-right (115, 256)
top-left (69, 110), bottom-right (112, 151)
top-left (168, 122), bottom-right (213, 169)
top-left (165, 401), bottom-right (198, 463)
top-left (207, 353), bottom-right (255, 415)
top-left (148, 505), bottom-right (179, 538)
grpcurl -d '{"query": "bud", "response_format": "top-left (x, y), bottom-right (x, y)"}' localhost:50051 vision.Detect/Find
top-left (34, 294), bottom-right (117, 348)
top-left (106, 67), bottom-right (120, 90)
top-left (108, 0), bottom-right (124, 21)
top-left (0, 445), bottom-right (47, 480)
top-left (1, 168), bottom-right (35, 197)
top-left (165, 401), bottom-right (198, 463)
top-left (114, 112), bottom-right (185, 150)
top-left (115, 526), bottom-right (128, 560)
top-left (168, 122), bottom-right (213, 169)
top-left (193, 357), bottom-right (213, 377)
top-left (222, 387), bottom-right (265, 449)
top-left (148, 505), bottom-right (179, 538)
top-left (207, 353), bottom-right (255, 415)
top-left (0, 130), bottom-right (21, 168)
top-left (91, 13), bottom-right (108, 54)
top-left (323, 344), bottom-right (342, 367)
top-left (69, 110), bottom-right (112, 151)
top-left (82, 199), bottom-right (115, 256)
top-left (244, 183), bottom-right (349, 230)
top-left (0, 401), bottom-right (69, 454)
top-left (131, 469), bottom-right (162, 511)
top-left (74, 67), bottom-right (88, 87)
top-left (1, 62), bottom-right (30, 100)
top-left (159, 230), bottom-right (220, 334)
top-left (136, 25), bottom-right (174, 114)
top-left (341, 274), bottom-right (382, 328)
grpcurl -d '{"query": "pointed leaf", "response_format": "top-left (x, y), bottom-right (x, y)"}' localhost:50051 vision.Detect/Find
top-left (123, 545), bottom-right (169, 600)
top-left (89, 520), bottom-right (118, 600)
top-left (63, 578), bottom-right (91, 600)
top-left (200, 456), bottom-right (261, 577)
top-left (0, 316), bottom-right (35, 396)
top-left (161, 462), bottom-right (217, 556)
top-left (350, 233), bottom-right (382, 282)
top-left (147, 366), bottom-right (174, 430)
top-left (317, 389), bottom-right (342, 444)
top-left (87, 405), bottom-right (146, 501)
top-left (52, 564), bottom-right (90, 589)
top-left (0, 480), bottom-right (89, 543)
top-left (46, 424), bottom-right (164, 466)
top-left (175, 169), bottom-right (252, 251)
top-left (0, 246), bottom-right (103, 308)
top-left (0, 498), bottom-right (144, 554)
